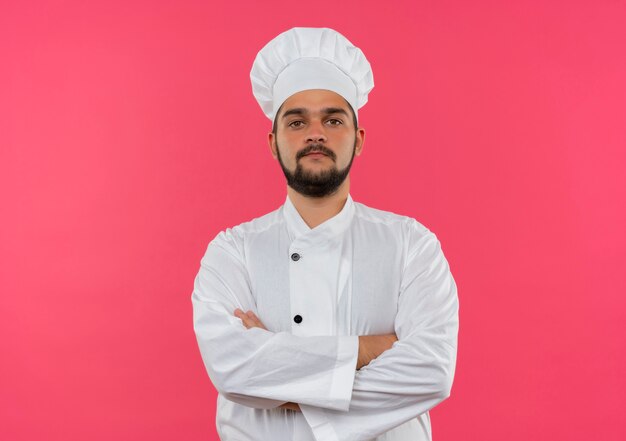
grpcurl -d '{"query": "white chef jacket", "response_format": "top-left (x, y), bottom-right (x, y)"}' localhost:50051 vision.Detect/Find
top-left (192, 194), bottom-right (459, 441)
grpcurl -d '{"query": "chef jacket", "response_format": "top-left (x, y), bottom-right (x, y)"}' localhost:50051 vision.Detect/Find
top-left (192, 194), bottom-right (459, 441)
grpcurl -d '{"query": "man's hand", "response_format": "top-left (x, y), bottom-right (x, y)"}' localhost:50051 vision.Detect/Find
top-left (357, 334), bottom-right (398, 369)
top-left (279, 402), bottom-right (301, 412)
top-left (234, 309), bottom-right (267, 330)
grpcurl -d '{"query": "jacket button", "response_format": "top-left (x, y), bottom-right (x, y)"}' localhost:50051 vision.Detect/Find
top-left (291, 253), bottom-right (301, 261)
top-left (293, 315), bottom-right (303, 324)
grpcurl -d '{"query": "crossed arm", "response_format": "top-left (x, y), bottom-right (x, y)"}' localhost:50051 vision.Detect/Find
top-left (234, 308), bottom-right (398, 412)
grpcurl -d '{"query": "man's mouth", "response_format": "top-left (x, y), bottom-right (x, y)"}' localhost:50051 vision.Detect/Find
top-left (297, 145), bottom-right (335, 160)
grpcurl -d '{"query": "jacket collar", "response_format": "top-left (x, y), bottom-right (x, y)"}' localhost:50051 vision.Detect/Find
top-left (282, 193), bottom-right (355, 245)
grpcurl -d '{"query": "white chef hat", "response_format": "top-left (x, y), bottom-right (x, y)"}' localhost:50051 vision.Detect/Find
top-left (250, 27), bottom-right (374, 122)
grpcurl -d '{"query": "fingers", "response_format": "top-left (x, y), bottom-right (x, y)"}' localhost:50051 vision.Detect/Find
top-left (246, 311), bottom-right (267, 330)
top-left (234, 309), bottom-right (267, 330)
top-left (234, 309), bottom-right (253, 328)
top-left (279, 402), bottom-right (301, 412)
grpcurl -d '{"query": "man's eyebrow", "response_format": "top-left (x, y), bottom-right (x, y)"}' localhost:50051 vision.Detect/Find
top-left (321, 107), bottom-right (350, 117)
top-left (281, 107), bottom-right (350, 119)
top-left (281, 108), bottom-right (307, 119)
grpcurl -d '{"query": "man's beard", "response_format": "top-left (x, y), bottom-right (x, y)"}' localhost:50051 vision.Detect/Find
top-left (276, 141), bottom-right (357, 198)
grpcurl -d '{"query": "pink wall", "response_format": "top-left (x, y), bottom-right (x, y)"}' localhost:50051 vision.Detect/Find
top-left (1, 1), bottom-right (625, 439)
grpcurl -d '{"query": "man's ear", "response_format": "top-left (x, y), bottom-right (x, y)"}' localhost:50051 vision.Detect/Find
top-left (268, 132), bottom-right (278, 159)
top-left (355, 128), bottom-right (366, 156)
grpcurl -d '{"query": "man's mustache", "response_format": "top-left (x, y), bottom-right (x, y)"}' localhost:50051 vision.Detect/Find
top-left (296, 144), bottom-right (336, 161)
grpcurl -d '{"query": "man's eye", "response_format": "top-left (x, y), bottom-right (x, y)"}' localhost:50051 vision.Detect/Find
top-left (326, 119), bottom-right (343, 126)
top-left (288, 121), bottom-right (304, 128)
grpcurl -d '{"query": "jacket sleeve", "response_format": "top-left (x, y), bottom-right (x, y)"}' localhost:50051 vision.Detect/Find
top-left (191, 230), bottom-right (359, 411)
top-left (300, 227), bottom-right (459, 441)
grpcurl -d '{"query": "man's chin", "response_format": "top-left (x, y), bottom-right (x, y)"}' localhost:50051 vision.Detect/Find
top-left (298, 171), bottom-right (336, 182)
top-left (299, 159), bottom-right (333, 169)
top-left (295, 162), bottom-right (335, 174)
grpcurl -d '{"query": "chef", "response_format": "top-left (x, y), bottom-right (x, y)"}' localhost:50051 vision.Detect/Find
top-left (191, 27), bottom-right (459, 441)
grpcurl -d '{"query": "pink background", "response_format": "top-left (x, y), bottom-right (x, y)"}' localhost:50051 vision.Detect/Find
top-left (1, 1), bottom-right (625, 440)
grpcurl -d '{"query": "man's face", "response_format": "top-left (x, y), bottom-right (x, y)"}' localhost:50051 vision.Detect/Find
top-left (268, 89), bottom-right (365, 198)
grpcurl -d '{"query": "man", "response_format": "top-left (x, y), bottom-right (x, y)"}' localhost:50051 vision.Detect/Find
top-left (192, 27), bottom-right (459, 441)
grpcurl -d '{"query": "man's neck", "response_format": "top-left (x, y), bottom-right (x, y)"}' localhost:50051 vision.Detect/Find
top-left (287, 178), bottom-right (350, 229)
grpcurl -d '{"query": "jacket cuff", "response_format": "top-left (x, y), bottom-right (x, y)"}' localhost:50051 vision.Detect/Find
top-left (300, 405), bottom-right (339, 441)
top-left (329, 335), bottom-right (358, 410)
top-left (300, 335), bottom-right (357, 440)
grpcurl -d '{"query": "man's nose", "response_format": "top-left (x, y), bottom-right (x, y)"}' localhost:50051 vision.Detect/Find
top-left (305, 120), bottom-right (327, 143)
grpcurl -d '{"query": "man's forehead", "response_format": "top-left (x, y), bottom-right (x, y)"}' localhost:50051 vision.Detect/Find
top-left (279, 90), bottom-right (352, 117)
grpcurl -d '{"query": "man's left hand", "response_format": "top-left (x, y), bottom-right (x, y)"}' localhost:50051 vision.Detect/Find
top-left (234, 309), bottom-right (268, 330)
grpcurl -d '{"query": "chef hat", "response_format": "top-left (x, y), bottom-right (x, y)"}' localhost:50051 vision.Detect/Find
top-left (250, 27), bottom-right (374, 122)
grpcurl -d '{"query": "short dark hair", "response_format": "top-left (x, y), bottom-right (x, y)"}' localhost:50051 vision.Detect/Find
top-left (272, 99), bottom-right (358, 136)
